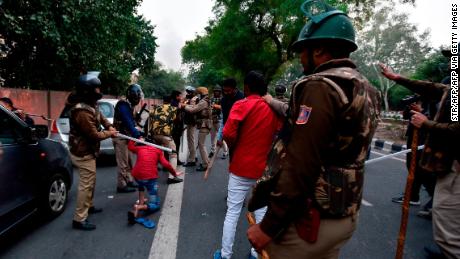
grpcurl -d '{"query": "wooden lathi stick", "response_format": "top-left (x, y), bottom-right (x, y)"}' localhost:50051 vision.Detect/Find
top-left (395, 128), bottom-right (419, 259)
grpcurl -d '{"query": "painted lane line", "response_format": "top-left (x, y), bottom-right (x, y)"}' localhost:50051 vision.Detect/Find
top-left (361, 199), bottom-right (374, 207)
top-left (148, 173), bottom-right (185, 259)
top-left (370, 150), bottom-right (406, 163)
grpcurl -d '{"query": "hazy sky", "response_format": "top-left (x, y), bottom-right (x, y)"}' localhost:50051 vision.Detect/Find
top-left (138, 0), bottom-right (452, 72)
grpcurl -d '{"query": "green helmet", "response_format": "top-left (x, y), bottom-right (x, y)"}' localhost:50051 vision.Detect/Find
top-left (292, 0), bottom-right (357, 53)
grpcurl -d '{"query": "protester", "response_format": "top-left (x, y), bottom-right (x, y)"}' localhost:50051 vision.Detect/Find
top-left (145, 95), bottom-right (182, 184)
top-left (247, 2), bottom-right (380, 258)
top-left (214, 71), bottom-right (282, 259)
top-left (69, 73), bottom-right (118, 231)
top-left (127, 140), bottom-right (182, 228)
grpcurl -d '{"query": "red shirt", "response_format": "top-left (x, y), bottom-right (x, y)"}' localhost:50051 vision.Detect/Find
top-left (223, 95), bottom-right (282, 179)
top-left (128, 141), bottom-right (176, 180)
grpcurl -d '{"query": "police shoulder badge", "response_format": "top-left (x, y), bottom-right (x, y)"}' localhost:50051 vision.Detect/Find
top-left (296, 105), bottom-right (312, 125)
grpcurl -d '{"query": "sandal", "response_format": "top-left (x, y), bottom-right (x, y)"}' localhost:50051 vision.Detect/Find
top-left (134, 217), bottom-right (155, 229)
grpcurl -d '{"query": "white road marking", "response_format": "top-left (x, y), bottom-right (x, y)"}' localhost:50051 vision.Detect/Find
top-left (370, 150), bottom-right (406, 163)
top-left (148, 173), bottom-right (184, 259)
top-left (148, 138), bottom-right (188, 259)
top-left (361, 199), bottom-right (374, 207)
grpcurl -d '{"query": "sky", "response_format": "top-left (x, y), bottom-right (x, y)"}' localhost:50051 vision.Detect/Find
top-left (138, 0), bottom-right (452, 72)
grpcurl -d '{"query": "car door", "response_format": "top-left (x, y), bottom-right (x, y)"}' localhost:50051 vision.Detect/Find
top-left (0, 107), bottom-right (37, 233)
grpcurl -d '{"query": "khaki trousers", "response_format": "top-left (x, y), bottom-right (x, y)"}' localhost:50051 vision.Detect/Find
top-left (210, 121), bottom-right (228, 154)
top-left (198, 128), bottom-right (210, 167)
top-left (152, 135), bottom-right (177, 170)
top-left (112, 138), bottom-right (134, 188)
top-left (265, 215), bottom-right (357, 259)
top-left (186, 125), bottom-right (196, 162)
top-left (433, 161), bottom-right (460, 259)
top-left (71, 154), bottom-right (96, 222)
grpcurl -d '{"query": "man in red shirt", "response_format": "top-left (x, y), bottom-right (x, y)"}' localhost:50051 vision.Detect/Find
top-left (214, 71), bottom-right (282, 259)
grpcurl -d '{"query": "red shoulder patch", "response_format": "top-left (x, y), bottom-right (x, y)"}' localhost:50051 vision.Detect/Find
top-left (296, 105), bottom-right (312, 125)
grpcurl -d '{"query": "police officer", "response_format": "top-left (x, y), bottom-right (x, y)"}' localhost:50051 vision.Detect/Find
top-left (247, 1), bottom-right (380, 257)
top-left (69, 73), bottom-right (117, 230)
top-left (113, 84), bottom-right (143, 193)
top-left (274, 84), bottom-right (289, 104)
top-left (183, 86), bottom-right (199, 166)
top-left (185, 87), bottom-right (212, 171)
top-left (380, 47), bottom-right (460, 258)
top-left (209, 85), bottom-right (229, 159)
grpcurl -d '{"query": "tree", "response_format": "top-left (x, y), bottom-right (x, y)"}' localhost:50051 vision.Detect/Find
top-left (0, 0), bottom-right (157, 94)
top-left (352, 4), bottom-right (431, 111)
top-left (182, 0), bottom-right (415, 86)
top-left (139, 62), bottom-right (186, 98)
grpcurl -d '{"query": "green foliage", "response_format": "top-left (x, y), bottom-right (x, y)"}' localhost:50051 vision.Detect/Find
top-left (182, 0), bottom-right (384, 86)
top-left (352, 3), bottom-right (431, 110)
top-left (139, 63), bottom-right (186, 98)
top-left (412, 49), bottom-right (449, 82)
top-left (0, 0), bottom-right (157, 94)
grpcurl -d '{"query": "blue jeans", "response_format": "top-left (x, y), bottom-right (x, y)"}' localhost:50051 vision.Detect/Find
top-left (135, 178), bottom-right (160, 210)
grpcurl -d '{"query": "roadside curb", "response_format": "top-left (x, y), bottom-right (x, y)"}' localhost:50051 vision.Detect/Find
top-left (371, 138), bottom-right (406, 153)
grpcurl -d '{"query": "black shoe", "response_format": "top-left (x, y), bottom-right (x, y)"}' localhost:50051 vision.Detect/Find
top-left (424, 244), bottom-right (447, 259)
top-left (391, 196), bottom-right (421, 206)
top-left (117, 186), bottom-right (136, 193)
top-left (72, 220), bottom-right (96, 231)
top-left (208, 152), bottom-right (214, 158)
top-left (177, 160), bottom-right (184, 166)
top-left (127, 182), bottom-right (138, 188)
top-left (196, 165), bottom-right (207, 172)
top-left (184, 162), bottom-right (196, 167)
top-left (167, 177), bottom-right (184, 185)
top-left (88, 206), bottom-right (103, 214)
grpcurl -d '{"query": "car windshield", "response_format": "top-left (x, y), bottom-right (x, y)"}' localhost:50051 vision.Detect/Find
top-left (59, 102), bottom-right (114, 119)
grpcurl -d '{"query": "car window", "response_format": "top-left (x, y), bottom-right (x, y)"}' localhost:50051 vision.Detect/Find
top-left (0, 109), bottom-right (24, 145)
top-left (98, 102), bottom-right (114, 118)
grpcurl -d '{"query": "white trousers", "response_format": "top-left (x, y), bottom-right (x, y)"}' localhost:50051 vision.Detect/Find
top-left (221, 173), bottom-right (267, 259)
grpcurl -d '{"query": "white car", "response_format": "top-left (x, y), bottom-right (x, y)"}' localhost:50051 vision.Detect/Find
top-left (50, 99), bottom-right (119, 155)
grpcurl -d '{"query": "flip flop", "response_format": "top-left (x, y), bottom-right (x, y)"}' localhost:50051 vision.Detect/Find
top-left (134, 217), bottom-right (155, 229)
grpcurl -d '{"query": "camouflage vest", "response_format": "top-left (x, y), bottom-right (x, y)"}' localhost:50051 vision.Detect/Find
top-left (146, 104), bottom-right (177, 137)
top-left (249, 67), bottom-right (380, 218)
top-left (196, 96), bottom-right (212, 129)
top-left (211, 97), bottom-right (222, 123)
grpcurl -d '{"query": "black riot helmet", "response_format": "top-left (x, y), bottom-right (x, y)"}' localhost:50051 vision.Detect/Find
top-left (76, 72), bottom-right (103, 105)
top-left (127, 84), bottom-right (143, 106)
top-left (275, 84), bottom-right (287, 96)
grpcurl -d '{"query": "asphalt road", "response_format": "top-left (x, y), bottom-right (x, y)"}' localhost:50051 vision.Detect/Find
top-left (0, 143), bottom-right (435, 259)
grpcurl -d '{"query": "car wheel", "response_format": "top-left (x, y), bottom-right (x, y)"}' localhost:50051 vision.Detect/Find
top-left (40, 173), bottom-right (68, 218)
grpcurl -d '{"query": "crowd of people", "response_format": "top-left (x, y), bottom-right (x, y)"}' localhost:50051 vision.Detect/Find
top-left (1, 0), bottom-right (458, 258)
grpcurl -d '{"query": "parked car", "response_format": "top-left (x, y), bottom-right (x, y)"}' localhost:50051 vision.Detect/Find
top-left (0, 104), bottom-right (73, 235)
top-left (50, 99), bottom-right (118, 156)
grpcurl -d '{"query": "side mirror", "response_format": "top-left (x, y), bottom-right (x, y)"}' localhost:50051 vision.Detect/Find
top-left (33, 125), bottom-right (49, 139)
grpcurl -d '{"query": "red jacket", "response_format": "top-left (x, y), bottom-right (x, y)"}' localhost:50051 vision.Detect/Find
top-left (128, 141), bottom-right (177, 180)
top-left (223, 95), bottom-right (282, 179)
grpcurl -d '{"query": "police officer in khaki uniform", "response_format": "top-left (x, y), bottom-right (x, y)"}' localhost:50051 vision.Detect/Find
top-left (247, 1), bottom-right (380, 258)
top-left (380, 51), bottom-right (460, 258)
top-left (185, 87), bottom-right (212, 171)
top-left (184, 86), bottom-right (199, 166)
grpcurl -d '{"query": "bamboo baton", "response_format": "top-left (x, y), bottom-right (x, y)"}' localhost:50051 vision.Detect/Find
top-left (246, 212), bottom-right (270, 259)
top-left (395, 128), bottom-right (419, 259)
top-left (203, 145), bottom-right (221, 180)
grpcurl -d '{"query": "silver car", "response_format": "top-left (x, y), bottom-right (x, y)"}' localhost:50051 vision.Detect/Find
top-left (50, 99), bottom-right (118, 155)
